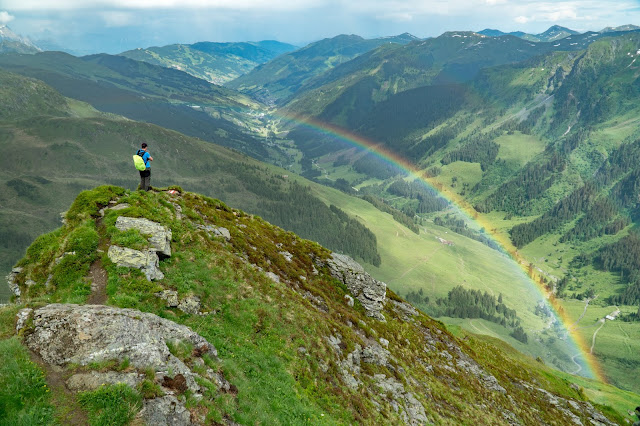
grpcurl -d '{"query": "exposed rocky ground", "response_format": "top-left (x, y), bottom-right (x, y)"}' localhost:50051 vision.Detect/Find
top-left (1, 186), bottom-right (628, 425)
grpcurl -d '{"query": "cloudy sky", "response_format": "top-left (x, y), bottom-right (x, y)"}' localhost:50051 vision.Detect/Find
top-left (2, 0), bottom-right (639, 54)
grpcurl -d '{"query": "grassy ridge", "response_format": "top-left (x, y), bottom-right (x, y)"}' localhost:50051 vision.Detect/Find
top-left (2, 186), bottom-right (637, 423)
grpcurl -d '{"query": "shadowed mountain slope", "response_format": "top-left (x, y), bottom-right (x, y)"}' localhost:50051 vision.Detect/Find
top-left (0, 51), bottom-right (268, 158)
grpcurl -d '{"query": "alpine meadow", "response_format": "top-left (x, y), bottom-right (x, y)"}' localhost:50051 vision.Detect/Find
top-left (1, 4), bottom-right (640, 424)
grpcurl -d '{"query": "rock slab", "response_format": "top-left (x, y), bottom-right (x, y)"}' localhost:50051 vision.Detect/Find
top-left (17, 304), bottom-right (217, 393)
top-left (115, 216), bottom-right (172, 257)
top-left (108, 245), bottom-right (164, 281)
top-left (325, 253), bottom-right (387, 321)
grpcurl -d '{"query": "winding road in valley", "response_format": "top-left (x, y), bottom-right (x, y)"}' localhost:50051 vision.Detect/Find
top-left (590, 319), bottom-right (606, 354)
top-left (568, 298), bottom-right (591, 330)
top-left (570, 354), bottom-right (582, 375)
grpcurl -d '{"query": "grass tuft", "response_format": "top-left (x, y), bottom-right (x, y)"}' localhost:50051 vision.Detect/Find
top-left (0, 337), bottom-right (54, 424)
top-left (77, 383), bottom-right (142, 426)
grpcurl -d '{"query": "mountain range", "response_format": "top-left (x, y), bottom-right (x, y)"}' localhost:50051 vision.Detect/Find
top-left (119, 40), bottom-right (297, 84)
top-left (1, 22), bottom-right (640, 421)
top-left (225, 33), bottom-right (419, 105)
top-left (478, 25), bottom-right (580, 42)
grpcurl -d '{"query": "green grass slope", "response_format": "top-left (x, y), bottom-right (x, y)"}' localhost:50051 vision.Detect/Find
top-left (0, 186), bottom-right (635, 423)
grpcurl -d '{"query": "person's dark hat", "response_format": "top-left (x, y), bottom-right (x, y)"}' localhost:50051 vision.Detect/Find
top-left (141, 142), bottom-right (148, 148)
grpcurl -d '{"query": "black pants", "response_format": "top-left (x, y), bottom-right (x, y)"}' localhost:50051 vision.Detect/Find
top-left (139, 169), bottom-right (151, 191)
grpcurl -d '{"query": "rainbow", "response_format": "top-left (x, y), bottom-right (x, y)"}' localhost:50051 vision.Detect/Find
top-left (277, 112), bottom-right (606, 382)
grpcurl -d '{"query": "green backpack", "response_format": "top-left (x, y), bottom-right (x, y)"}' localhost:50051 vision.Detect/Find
top-left (133, 150), bottom-right (146, 171)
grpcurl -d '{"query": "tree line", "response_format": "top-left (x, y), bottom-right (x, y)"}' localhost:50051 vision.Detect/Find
top-left (386, 179), bottom-right (449, 214)
top-left (433, 215), bottom-right (501, 251)
top-left (226, 165), bottom-right (383, 267)
top-left (361, 194), bottom-right (419, 234)
top-left (428, 286), bottom-right (528, 343)
top-left (475, 152), bottom-right (565, 215)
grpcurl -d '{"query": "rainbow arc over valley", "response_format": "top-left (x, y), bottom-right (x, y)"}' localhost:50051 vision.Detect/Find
top-left (278, 112), bottom-right (606, 382)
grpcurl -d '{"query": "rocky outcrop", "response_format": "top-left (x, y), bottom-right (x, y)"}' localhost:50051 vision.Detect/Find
top-left (373, 374), bottom-right (429, 425)
top-left (178, 295), bottom-right (201, 315)
top-left (115, 216), bottom-right (172, 257)
top-left (156, 290), bottom-right (202, 314)
top-left (17, 304), bottom-right (217, 394)
top-left (195, 224), bottom-right (231, 241)
top-left (391, 300), bottom-right (419, 322)
top-left (519, 382), bottom-right (617, 426)
top-left (139, 395), bottom-right (192, 426)
top-left (6, 267), bottom-right (22, 298)
top-left (324, 253), bottom-right (386, 321)
top-left (107, 245), bottom-right (164, 281)
top-left (99, 202), bottom-right (130, 217)
top-left (156, 289), bottom-right (180, 307)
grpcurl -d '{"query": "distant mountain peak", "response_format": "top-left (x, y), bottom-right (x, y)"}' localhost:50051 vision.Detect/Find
top-left (544, 25), bottom-right (578, 33)
top-left (390, 32), bottom-right (419, 40)
top-left (477, 29), bottom-right (506, 37)
top-left (0, 25), bottom-right (41, 53)
top-left (600, 24), bottom-right (640, 33)
top-left (477, 26), bottom-right (577, 42)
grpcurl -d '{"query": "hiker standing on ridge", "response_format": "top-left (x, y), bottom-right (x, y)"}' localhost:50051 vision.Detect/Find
top-left (137, 142), bottom-right (153, 191)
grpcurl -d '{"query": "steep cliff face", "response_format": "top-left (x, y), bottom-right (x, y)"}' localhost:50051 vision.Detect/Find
top-left (0, 186), bottom-right (628, 424)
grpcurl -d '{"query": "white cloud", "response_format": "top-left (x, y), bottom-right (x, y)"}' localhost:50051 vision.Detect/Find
top-left (2, 0), bottom-right (324, 11)
top-left (100, 11), bottom-right (134, 26)
top-left (378, 12), bottom-right (414, 22)
top-left (5, 0), bottom-right (640, 49)
top-left (0, 11), bottom-right (16, 25)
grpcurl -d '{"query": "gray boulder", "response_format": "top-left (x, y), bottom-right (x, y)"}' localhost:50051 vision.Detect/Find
top-left (115, 217), bottom-right (172, 257)
top-left (391, 300), bottom-right (419, 322)
top-left (156, 290), bottom-right (179, 307)
top-left (324, 253), bottom-right (387, 321)
top-left (361, 343), bottom-right (391, 366)
top-left (107, 245), bottom-right (164, 281)
top-left (139, 395), bottom-right (192, 426)
top-left (265, 271), bottom-right (280, 283)
top-left (195, 224), bottom-right (231, 241)
top-left (178, 296), bottom-right (201, 315)
top-left (17, 304), bottom-right (217, 393)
